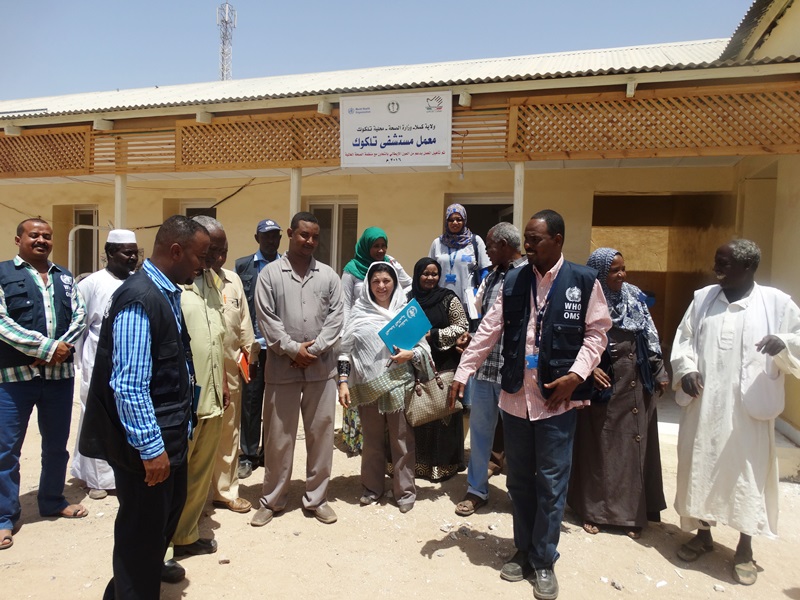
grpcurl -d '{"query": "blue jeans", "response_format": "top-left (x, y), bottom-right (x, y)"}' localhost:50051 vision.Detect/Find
top-left (466, 378), bottom-right (501, 500)
top-left (0, 378), bottom-right (74, 529)
top-left (503, 407), bottom-right (577, 570)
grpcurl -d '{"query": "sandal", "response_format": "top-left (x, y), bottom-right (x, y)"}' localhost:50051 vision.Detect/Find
top-left (733, 560), bottom-right (757, 585)
top-left (627, 527), bottom-right (642, 539)
top-left (583, 522), bottom-right (600, 535)
top-left (677, 535), bottom-right (714, 562)
top-left (0, 530), bottom-right (12, 551)
top-left (49, 503), bottom-right (88, 519)
top-left (455, 493), bottom-right (487, 516)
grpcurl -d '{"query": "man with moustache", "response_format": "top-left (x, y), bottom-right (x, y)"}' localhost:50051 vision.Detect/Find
top-left (80, 215), bottom-right (210, 598)
top-left (170, 215), bottom-right (229, 557)
top-left (671, 239), bottom-right (800, 586)
top-left (250, 212), bottom-right (344, 527)
top-left (449, 210), bottom-right (611, 600)
top-left (71, 229), bottom-right (140, 500)
top-left (235, 218), bottom-right (282, 479)
top-left (0, 218), bottom-right (87, 551)
top-left (210, 227), bottom-right (258, 514)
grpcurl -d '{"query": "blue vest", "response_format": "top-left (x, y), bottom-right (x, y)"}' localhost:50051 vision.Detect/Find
top-left (79, 270), bottom-right (193, 474)
top-left (0, 260), bottom-right (74, 369)
top-left (500, 260), bottom-right (598, 398)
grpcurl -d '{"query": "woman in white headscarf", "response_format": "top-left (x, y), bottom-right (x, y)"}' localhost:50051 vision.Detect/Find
top-left (337, 262), bottom-right (427, 513)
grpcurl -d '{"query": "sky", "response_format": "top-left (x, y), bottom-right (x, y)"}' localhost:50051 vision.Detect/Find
top-left (3, 0), bottom-right (754, 101)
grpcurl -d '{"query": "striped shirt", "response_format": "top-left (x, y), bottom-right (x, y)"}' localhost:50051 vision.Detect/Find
top-left (474, 256), bottom-right (528, 384)
top-left (110, 259), bottom-right (184, 460)
top-left (455, 255), bottom-right (611, 421)
top-left (0, 255), bottom-right (86, 383)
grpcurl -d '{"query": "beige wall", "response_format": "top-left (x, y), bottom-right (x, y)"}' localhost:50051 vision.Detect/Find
top-left (772, 156), bottom-right (800, 428)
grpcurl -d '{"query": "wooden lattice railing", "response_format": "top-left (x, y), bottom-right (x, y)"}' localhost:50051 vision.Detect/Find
top-left (509, 82), bottom-right (800, 160)
top-left (177, 113), bottom-right (340, 169)
top-left (1, 82), bottom-right (799, 179)
top-left (0, 126), bottom-right (89, 177)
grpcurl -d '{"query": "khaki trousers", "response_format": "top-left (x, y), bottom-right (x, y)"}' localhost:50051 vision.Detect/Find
top-left (259, 379), bottom-right (335, 511)
top-left (212, 385), bottom-right (243, 503)
top-left (359, 403), bottom-right (416, 506)
top-left (172, 414), bottom-right (224, 545)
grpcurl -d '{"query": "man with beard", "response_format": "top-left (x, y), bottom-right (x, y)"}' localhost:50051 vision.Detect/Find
top-left (71, 229), bottom-right (139, 500)
top-left (80, 215), bottom-right (210, 598)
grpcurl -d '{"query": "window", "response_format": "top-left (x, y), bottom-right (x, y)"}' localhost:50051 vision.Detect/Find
top-left (308, 202), bottom-right (358, 273)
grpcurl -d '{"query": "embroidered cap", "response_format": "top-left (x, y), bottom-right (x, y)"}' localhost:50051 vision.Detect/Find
top-left (106, 229), bottom-right (137, 244)
top-left (256, 219), bottom-right (281, 234)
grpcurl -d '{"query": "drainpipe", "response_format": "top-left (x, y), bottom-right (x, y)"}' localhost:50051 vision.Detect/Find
top-left (290, 168), bottom-right (302, 216)
top-left (513, 162), bottom-right (525, 229)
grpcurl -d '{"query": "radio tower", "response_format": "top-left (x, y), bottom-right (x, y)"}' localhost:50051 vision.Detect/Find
top-left (217, 2), bottom-right (237, 81)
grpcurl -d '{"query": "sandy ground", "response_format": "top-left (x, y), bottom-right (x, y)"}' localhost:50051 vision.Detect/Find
top-left (4, 392), bottom-right (800, 600)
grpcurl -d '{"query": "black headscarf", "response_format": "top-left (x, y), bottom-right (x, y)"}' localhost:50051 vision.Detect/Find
top-left (408, 257), bottom-right (456, 326)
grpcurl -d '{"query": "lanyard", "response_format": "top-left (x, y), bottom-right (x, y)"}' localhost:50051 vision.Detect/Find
top-left (447, 246), bottom-right (458, 270)
top-left (532, 268), bottom-right (562, 349)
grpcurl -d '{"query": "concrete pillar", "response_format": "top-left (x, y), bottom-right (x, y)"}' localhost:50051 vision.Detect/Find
top-left (290, 168), bottom-right (302, 216)
top-left (513, 162), bottom-right (525, 230)
top-left (114, 174), bottom-right (127, 228)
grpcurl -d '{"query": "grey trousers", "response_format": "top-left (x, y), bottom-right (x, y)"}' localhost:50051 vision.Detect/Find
top-left (259, 379), bottom-right (335, 511)
top-left (359, 403), bottom-right (416, 507)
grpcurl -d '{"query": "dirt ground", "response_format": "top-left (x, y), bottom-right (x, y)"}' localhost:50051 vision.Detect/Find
top-left (4, 393), bottom-right (800, 600)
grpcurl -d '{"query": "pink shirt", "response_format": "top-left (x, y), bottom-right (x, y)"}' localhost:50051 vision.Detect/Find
top-left (454, 255), bottom-right (611, 421)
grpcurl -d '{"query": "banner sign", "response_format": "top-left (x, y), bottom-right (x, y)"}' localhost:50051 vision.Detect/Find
top-left (340, 91), bottom-right (452, 168)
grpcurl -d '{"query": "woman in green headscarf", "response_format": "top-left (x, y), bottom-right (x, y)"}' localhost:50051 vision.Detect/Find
top-left (339, 227), bottom-right (412, 454)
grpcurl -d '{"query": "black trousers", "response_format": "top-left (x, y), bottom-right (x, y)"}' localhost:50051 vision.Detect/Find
top-left (103, 459), bottom-right (188, 600)
top-left (239, 348), bottom-right (266, 464)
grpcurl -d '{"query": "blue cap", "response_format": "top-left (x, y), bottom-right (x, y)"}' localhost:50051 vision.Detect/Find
top-left (256, 219), bottom-right (281, 234)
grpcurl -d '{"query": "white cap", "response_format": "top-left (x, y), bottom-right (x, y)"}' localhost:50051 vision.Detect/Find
top-left (106, 229), bottom-right (137, 244)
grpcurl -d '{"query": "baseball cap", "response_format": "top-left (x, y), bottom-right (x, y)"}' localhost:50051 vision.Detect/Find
top-left (256, 219), bottom-right (281, 234)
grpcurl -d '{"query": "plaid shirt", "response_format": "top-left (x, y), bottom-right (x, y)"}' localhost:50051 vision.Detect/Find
top-left (474, 256), bottom-right (528, 384)
top-left (0, 255), bottom-right (86, 383)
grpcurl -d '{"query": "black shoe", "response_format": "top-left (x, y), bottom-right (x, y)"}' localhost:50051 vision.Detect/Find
top-left (500, 550), bottom-right (531, 582)
top-left (533, 567), bottom-right (559, 600)
top-left (238, 460), bottom-right (253, 480)
top-left (173, 538), bottom-right (218, 556)
top-left (161, 560), bottom-right (185, 583)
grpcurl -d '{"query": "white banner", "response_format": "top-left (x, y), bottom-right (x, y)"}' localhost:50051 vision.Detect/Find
top-left (340, 91), bottom-right (452, 168)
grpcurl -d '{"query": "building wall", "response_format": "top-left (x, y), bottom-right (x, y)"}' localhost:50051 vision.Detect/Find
top-left (751, 2), bottom-right (800, 61)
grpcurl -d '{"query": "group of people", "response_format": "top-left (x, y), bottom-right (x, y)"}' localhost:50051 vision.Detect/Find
top-left (0, 204), bottom-right (797, 600)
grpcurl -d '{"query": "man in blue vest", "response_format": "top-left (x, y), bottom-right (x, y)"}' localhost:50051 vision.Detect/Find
top-left (80, 215), bottom-right (210, 598)
top-left (450, 210), bottom-right (611, 600)
top-left (234, 218), bottom-right (281, 479)
top-left (0, 218), bottom-right (87, 551)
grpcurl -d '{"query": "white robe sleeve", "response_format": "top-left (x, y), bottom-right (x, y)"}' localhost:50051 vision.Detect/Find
top-left (670, 299), bottom-right (699, 405)
top-left (771, 298), bottom-right (800, 379)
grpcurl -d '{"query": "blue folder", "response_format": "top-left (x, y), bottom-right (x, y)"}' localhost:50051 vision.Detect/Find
top-left (378, 298), bottom-right (432, 352)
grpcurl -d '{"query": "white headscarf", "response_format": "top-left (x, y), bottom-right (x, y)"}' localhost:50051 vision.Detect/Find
top-left (341, 261), bottom-right (409, 383)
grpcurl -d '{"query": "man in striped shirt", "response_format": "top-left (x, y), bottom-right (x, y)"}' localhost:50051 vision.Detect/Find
top-left (80, 215), bottom-right (210, 597)
top-left (0, 218), bottom-right (87, 551)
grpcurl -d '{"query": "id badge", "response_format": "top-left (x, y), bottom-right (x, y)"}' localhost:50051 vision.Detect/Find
top-left (445, 273), bottom-right (457, 284)
top-left (461, 254), bottom-right (473, 263)
top-left (525, 354), bottom-right (539, 369)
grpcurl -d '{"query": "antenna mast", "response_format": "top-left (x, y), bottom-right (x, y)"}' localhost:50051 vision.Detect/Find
top-left (217, 2), bottom-right (237, 81)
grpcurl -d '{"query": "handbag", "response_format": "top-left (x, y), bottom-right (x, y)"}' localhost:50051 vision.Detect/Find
top-left (405, 355), bottom-right (462, 427)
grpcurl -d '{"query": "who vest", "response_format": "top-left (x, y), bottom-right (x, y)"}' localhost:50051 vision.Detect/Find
top-left (500, 260), bottom-right (598, 398)
top-left (0, 260), bottom-right (74, 369)
top-left (79, 270), bottom-right (193, 474)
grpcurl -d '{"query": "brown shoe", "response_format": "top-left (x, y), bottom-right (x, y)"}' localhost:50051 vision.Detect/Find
top-left (213, 498), bottom-right (252, 513)
top-left (311, 503), bottom-right (337, 524)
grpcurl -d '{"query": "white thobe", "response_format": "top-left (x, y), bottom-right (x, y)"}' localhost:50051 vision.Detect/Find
top-left (71, 268), bottom-right (125, 490)
top-left (671, 284), bottom-right (800, 537)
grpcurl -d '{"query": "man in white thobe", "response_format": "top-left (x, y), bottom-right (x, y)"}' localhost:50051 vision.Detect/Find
top-left (671, 238), bottom-right (800, 586)
top-left (71, 230), bottom-right (139, 498)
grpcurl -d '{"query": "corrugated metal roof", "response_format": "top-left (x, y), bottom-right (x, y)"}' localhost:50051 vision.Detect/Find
top-left (0, 38), bottom-right (791, 121)
top-left (720, 0), bottom-right (777, 61)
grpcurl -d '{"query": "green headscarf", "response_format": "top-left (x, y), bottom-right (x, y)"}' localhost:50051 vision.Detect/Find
top-left (343, 226), bottom-right (389, 280)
